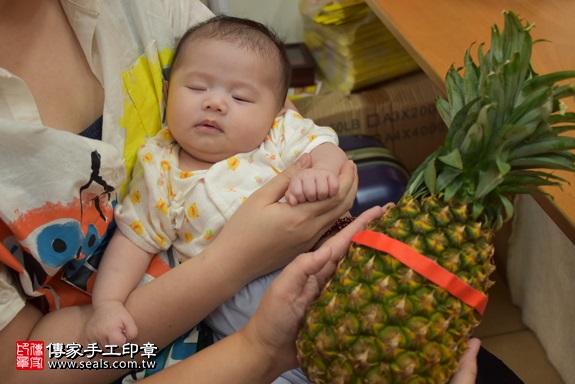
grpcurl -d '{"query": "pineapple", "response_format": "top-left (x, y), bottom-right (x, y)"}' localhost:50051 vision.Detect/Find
top-left (297, 10), bottom-right (575, 384)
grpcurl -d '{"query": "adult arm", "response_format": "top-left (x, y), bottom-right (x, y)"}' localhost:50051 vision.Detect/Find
top-left (140, 247), bottom-right (338, 384)
top-left (0, 155), bottom-right (358, 384)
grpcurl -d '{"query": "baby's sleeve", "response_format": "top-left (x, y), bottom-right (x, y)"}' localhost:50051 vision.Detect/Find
top-left (115, 146), bottom-right (176, 254)
top-left (273, 109), bottom-right (340, 166)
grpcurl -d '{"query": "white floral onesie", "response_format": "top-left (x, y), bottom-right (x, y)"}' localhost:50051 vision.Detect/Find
top-left (115, 109), bottom-right (339, 341)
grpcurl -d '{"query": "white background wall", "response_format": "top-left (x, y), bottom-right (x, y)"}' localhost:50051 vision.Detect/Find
top-left (208, 0), bottom-right (305, 43)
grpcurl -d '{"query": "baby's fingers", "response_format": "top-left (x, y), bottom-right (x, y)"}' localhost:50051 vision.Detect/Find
top-left (286, 178), bottom-right (306, 205)
top-left (107, 329), bottom-right (128, 348)
top-left (122, 316), bottom-right (139, 343)
top-left (326, 172), bottom-right (340, 198)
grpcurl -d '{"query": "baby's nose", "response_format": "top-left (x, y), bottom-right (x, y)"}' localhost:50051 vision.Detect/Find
top-left (202, 93), bottom-right (227, 113)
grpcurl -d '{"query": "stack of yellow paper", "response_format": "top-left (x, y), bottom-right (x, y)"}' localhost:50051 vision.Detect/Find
top-left (300, 0), bottom-right (420, 92)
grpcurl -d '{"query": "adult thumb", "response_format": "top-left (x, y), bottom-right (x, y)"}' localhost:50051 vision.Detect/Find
top-left (253, 153), bottom-right (312, 203)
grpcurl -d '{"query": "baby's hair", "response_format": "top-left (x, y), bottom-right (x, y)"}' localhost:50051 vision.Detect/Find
top-left (170, 15), bottom-right (292, 106)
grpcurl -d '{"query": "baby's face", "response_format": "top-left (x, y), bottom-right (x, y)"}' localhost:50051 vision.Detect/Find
top-left (166, 38), bottom-right (283, 164)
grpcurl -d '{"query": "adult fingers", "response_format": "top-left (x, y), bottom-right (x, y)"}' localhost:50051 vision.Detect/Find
top-left (247, 154), bottom-right (312, 209)
top-left (279, 247), bottom-right (332, 301)
top-left (450, 338), bottom-right (480, 384)
top-left (321, 205), bottom-right (387, 260)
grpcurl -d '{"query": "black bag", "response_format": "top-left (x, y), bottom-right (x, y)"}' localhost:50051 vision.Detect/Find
top-left (338, 135), bottom-right (409, 216)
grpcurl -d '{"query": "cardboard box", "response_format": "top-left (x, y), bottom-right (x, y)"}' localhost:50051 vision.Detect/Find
top-left (292, 71), bottom-right (448, 172)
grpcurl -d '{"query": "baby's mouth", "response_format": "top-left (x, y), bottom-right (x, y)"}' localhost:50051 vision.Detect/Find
top-left (196, 120), bottom-right (222, 132)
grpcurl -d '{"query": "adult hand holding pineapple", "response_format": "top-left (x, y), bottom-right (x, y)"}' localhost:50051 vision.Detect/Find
top-left (246, 206), bottom-right (388, 372)
top-left (297, 10), bottom-right (575, 384)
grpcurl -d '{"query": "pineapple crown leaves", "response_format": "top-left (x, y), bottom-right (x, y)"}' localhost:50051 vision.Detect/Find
top-left (405, 10), bottom-right (575, 230)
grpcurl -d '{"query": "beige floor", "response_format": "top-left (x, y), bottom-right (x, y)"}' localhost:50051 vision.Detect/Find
top-left (474, 270), bottom-right (564, 384)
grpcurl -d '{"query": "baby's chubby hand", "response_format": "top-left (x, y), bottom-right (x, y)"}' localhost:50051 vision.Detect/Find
top-left (87, 301), bottom-right (139, 348)
top-left (285, 168), bottom-right (340, 205)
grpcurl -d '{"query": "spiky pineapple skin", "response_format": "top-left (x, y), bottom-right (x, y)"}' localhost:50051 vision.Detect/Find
top-left (297, 195), bottom-right (495, 384)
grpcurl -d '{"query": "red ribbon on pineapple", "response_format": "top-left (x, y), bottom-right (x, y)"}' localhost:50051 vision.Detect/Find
top-left (352, 230), bottom-right (488, 315)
